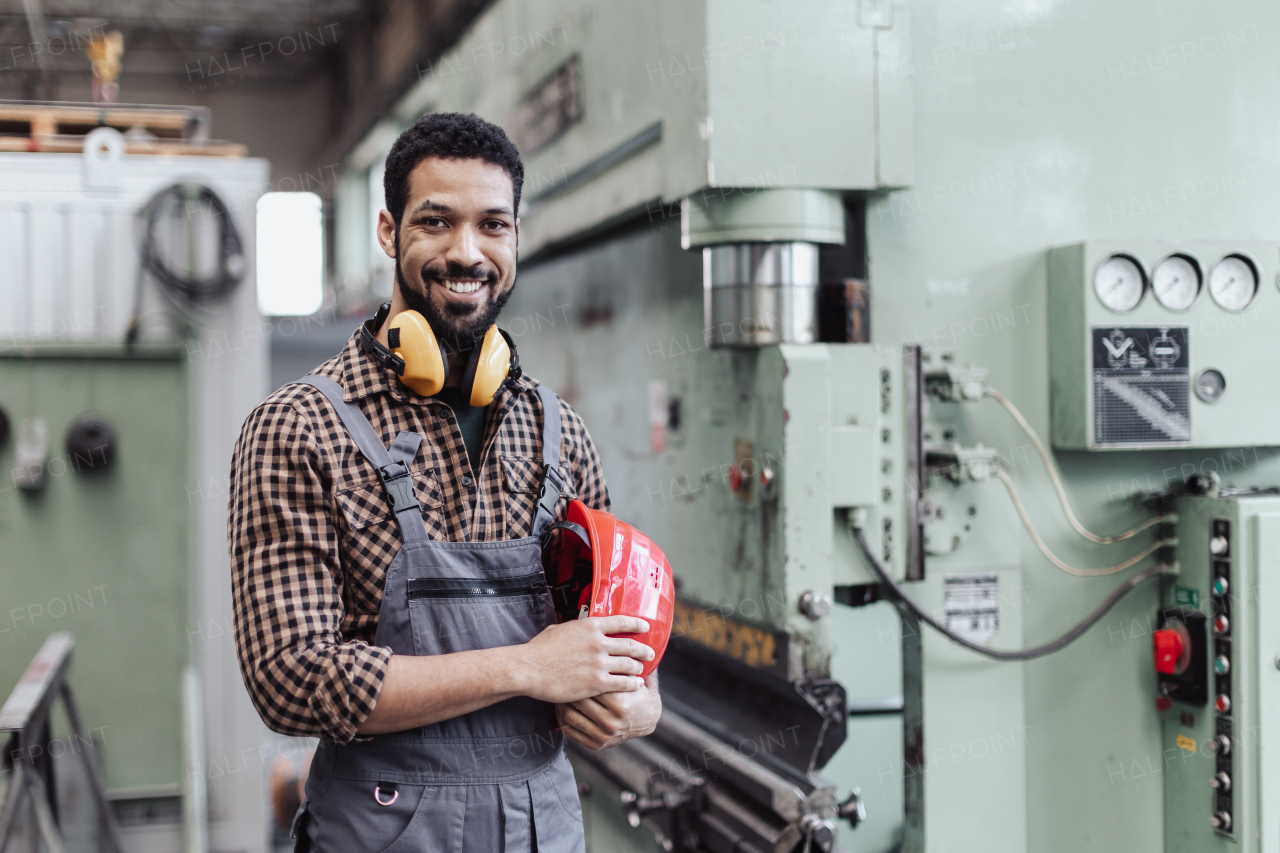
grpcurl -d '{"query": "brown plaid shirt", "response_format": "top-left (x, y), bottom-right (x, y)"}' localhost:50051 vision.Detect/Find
top-left (227, 328), bottom-right (610, 743)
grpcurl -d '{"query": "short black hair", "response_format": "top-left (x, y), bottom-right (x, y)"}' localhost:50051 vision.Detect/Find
top-left (383, 112), bottom-right (525, 224)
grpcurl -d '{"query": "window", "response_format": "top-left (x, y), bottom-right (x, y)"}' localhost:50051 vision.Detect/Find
top-left (256, 192), bottom-right (323, 316)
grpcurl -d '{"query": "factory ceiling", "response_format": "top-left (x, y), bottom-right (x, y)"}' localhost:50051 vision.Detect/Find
top-left (0, 0), bottom-right (494, 169)
top-left (0, 0), bottom-right (362, 83)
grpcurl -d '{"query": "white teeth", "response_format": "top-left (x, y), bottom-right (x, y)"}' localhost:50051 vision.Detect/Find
top-left (442, 279), bottom-right (484, 294)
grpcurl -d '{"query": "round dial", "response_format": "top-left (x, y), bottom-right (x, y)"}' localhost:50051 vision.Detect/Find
top-left (1094, 254), bottom-right (1146, 312)
top-left (1195, 368), bottom-right (1226, 403)
top-left (1209, 254), bottom-right (1258, 311)
top-left (1152, 254), bottom-right (1201, 310)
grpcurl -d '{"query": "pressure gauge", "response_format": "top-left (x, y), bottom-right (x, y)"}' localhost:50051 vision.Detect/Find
top-left (1152, 254), bottom-right (1201, 310)
top-left (1093, 254), bottom-right (1146, 312)
top-left (1209, 254), bottom-right (1258, 311)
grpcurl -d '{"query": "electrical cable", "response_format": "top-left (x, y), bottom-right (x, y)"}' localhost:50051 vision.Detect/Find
top-left (996, 469), bottom-right (1172, 577)
top-left (984, 386), bottom-right (1168, 543)
top-left (125, 183), bottom-right (245, 345)
top-left (849, 524), bottom-right (1173, 661)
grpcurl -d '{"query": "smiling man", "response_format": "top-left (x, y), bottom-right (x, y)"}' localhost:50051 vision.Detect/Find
top-left (228, 113), bottom-right (660, 853)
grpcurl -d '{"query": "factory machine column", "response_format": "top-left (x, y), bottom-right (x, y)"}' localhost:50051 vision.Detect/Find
top-left (336, 0), bottom-right (1280, 851)
top-left (339, 1), bottom-right (914, 849)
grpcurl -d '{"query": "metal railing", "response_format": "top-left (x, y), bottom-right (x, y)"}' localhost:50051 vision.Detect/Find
top-left (0, 633), bottom-right (123, 853)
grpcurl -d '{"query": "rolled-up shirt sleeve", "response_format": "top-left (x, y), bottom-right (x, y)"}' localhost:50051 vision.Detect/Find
top-left (228, 400), bottom-right (390, 743)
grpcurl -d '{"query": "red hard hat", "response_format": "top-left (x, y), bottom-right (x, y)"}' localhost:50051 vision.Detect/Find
top-left (542, 500), bottom-right (675, 677)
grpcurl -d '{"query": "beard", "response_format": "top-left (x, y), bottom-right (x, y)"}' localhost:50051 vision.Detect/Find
top-left (394, 235), bottom-right (516, 352)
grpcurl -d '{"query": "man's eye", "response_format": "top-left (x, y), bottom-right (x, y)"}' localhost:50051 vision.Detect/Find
top-left (424, 218), bottom-right (446, 227)
top-left (484, 220), bottom-right (509, 230)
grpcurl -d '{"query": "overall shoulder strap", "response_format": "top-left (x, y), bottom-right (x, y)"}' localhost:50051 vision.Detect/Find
top-left (297, 375), bottom-right (426, 543)
top-left (532, 384), bottom-right (566, 537)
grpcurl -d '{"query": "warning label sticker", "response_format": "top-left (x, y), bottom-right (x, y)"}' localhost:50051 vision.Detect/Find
top-left (945, 573), bottom-right (999, 642)
top-left (1092, 327), bottom-right (1191, 446)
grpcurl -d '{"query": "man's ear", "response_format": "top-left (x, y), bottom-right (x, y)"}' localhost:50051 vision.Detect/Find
top-left (375, 209), bottom-right (398, 258)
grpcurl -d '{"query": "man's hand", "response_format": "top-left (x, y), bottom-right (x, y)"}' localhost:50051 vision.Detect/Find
top-left (555, 671), bottom-right (662, 750)
top-left (516, 615), bottom-right (654, 704)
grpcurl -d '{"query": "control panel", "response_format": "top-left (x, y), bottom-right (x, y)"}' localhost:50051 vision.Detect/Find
top-left (1047, 241), bottom-right (1280, 450)
top-left (1208, 519), bottom-right (1233, 835)
top-left (1162, 494), bottom-right (1280, 852)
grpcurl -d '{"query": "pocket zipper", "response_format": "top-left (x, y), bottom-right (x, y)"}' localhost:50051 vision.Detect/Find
top-left (407, 573), bottom-right (549, 600)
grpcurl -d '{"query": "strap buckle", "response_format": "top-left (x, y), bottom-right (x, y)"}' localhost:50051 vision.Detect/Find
top-left (537, 463), bottom-right (565, 516)
top-left (378, 462), bottom-right (417, 515)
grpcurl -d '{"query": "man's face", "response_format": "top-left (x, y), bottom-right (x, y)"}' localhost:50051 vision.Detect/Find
top-left (379, 156), bottom-right (518, 348)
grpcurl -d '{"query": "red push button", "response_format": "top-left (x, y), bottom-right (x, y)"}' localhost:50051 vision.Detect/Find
top-left (1215, 694), bottom-right (1231, 713)
top-left (1154, 629), bottom-right (1185, 675)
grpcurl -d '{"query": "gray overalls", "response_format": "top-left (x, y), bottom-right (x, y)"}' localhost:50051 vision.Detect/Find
top-left (291, 375), bottom-right (585, 853)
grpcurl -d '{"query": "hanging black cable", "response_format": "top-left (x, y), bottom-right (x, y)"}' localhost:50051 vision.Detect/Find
top-left (125, 182), bottom-right (245, 345)
top-left (849, 524), bottom-right (1172, 661)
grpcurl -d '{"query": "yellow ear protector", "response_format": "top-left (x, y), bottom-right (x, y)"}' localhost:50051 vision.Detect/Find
top-left (358, 301), bottom-right (519, 404)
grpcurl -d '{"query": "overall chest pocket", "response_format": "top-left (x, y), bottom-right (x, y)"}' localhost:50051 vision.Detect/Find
top-left (408, 571), bottom-right (552, 657)
top-left (501, 455), bottom-right (573, 538)
top-left (336, 473), bottom-right (443, 530)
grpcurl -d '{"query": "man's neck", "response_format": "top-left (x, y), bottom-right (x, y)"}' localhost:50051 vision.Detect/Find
top-left (376, 292), bottom-right (465, 387)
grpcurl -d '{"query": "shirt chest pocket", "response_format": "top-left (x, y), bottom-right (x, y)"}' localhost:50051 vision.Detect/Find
top-left (501, 455), bottom-right (574, 538)
top-left (336, 471), bottom-right (443, 531)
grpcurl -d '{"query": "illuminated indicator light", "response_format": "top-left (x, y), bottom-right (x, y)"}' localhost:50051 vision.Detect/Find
top-left (1215, 694), bottom-right (1231, 713)
top-left (1212, 577), bottom-right (1229, 596)
top-left (1214, 656), bottom-right (1231, 675)
top-left (1210, 535), bottom-right (1229, 555)
top-left (1214, 615), bottom-right (1230, 635)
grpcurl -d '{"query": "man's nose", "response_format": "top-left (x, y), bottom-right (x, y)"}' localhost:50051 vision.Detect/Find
top-left (443, 224), bottom-right (485, 270)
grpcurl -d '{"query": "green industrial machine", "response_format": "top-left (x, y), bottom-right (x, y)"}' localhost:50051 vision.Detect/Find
top-left (0, 347), bottom-right (189, 799)
top-left (336, 0), bottom-right (1280, 850)
top-left (1159, 494), bottom-right (1280, 850)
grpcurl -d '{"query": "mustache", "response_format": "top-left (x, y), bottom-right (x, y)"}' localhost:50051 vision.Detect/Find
top-left (420, 262), bottom-right (499, 284)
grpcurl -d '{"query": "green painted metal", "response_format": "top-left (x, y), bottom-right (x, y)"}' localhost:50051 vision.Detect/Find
top-left (1049, 241), bottom-right (1280, 450)
top-left (681, 188), bottom-right (846, 248)
top-left (867, 3), bottom-right (1280, 850)
top-left (340, 0), bottom-right (908, 262)
top-left (0, 347), bottom-right (189, 797)
top-left (1161, 495), bottom-right (1280, 851)
top-left (342, 0), bottom-right (1280, 850)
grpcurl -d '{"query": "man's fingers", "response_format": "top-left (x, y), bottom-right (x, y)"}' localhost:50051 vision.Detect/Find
top-left (606, 656), bottom-right (645, 676)
top-left (571, 697), bottom-right (618, 728)
top-left (593, 615), bottom-right (650, 636)
top-left (603, 674), bottom-right (642, 693)
top-left (560, 721), bottom-right (604, 751)
top-left (559, 704), bottom-right (609, 746)
top-left (605, 637), bottom-right (655, 661)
